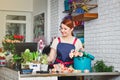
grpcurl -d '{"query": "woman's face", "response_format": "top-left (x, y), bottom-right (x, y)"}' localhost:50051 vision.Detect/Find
top-left (60, 23), bottom-right (73, 37)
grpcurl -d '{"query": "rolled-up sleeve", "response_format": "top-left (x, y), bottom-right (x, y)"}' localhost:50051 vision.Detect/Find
top-left (75, 39), bottom-right (83, 51)
top-left (50, 38), bottom-right (58, 50)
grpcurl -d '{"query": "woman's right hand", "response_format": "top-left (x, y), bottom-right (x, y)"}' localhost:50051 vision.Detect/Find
top-left (47, 57), bottom-right (53, 64)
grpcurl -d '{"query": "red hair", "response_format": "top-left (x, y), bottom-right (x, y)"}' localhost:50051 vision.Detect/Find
top-left (60, 19), bottom-right (74, 36)
top-left (61, 19), bottom-right (74, 29)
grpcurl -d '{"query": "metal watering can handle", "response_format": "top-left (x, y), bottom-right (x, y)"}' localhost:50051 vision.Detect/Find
top-left (86, 53), bottom-right (95, 60)
top-left (78, 50), bottom-right (95, 60)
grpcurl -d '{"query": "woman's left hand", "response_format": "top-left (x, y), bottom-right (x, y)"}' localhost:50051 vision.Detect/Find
top-left (74, 50), bottom-right (83, 57)
top-left (69, 50), bottom-right (83, 58)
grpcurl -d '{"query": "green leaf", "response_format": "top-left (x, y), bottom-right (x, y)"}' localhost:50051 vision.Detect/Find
top-left (93, 60), bottom-right (114, 72)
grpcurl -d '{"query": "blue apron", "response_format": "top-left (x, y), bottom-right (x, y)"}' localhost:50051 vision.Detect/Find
top-left (54, 37), bottom-right (77, 67)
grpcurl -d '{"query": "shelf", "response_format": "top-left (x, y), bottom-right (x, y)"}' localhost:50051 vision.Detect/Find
top-left (63, 4), bottom-right (98, 13)
top-left (87, 4), bottom-right (98, 10)
top-left (72, 13), bottom-right (98, 21)
top-left (73, 3), bottom-right (98, 10)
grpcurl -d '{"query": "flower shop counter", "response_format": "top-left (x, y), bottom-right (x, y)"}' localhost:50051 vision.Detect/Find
top-left (20, 72), bottom-right (120, 77)
top-left (0, 67), bottom-right (120, 80)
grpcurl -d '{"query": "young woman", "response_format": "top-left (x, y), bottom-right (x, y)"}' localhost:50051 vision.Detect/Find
top-left (48, 18), bottom-right (83, 80)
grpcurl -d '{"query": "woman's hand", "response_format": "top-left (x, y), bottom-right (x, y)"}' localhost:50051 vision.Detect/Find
top-left (69, 49), bottom-right (83, 58)
top-left (74, 50), bottom-right (83, 57)
top-left (69, 49), bottom-right (74, 58)
top-left (47, 57), bottom-right (52, 64)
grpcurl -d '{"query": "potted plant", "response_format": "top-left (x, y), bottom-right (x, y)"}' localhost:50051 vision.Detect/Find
top-left (2, 34), bottom-right (24, 69)
top-left (2, 34), bottom-right (24, 54)
top-left (92, 60), bottom-right (114, 72)
top-left (21, 49), bottom-right (39, 74)
top-left (39, 54), bottom-right (48, 72)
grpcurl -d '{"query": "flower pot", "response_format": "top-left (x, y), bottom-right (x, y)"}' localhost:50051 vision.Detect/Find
top-left (40, 64), bottom-right (48, 71)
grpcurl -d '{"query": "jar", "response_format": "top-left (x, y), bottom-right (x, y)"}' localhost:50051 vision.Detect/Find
top-left (0, 59), bottom-right (6, 67)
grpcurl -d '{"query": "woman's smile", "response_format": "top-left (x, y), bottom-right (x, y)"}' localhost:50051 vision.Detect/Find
top-left (60, 24), bottom-right (72, 37)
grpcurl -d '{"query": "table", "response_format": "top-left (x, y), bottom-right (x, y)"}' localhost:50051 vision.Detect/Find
top-left (0, 67), bottom-right (120, 80)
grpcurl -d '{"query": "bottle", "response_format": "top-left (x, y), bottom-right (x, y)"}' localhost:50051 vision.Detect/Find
top-left (37, 39), bottom-right (44, 61)
top-left (38, 39), bottom-right (44, 53)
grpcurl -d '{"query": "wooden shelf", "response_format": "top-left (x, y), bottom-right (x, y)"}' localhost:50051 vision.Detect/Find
top-left (87, 4), bottom-right (98, 10)
top-left (72, 13), bottom-right (98, 21)
top-left (73, 3), bottom-right (98, 10)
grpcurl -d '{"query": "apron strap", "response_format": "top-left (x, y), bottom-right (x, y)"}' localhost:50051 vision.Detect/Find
top-left (58, 37), bottom-right (61, 43)
top-left (58, 37), bottom-right (77, 45)
top-left (73, 38), bottom-right (77, 45)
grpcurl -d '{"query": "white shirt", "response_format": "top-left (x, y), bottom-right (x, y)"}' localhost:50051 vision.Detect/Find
top-left (51, 37), bottom-right (83, 51)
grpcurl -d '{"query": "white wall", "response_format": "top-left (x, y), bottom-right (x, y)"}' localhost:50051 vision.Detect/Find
top-left (0, 0), bottom-right (33, 11)
top-left (0, 11), bottom-right (6, 47)
top-left (85, 0), bottom-right (120, 72)
top-left (33, 0), bottom-right (47, 14)
top-left (49, 0), bottom-right (67, 42)
top-left (84, 0), bottom-right (120, 79)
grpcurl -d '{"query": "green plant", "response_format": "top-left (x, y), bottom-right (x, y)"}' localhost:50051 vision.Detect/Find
top-left (2, 34), bottom-right (24, 54)
top-left (93, 60), bottom-right (114, 72)
top-left (21, 49), bottom-right (39, 63)
top-left (12, 54), bottom-right (22, 63)
top-left (40, 54), bottom-right (48, 64)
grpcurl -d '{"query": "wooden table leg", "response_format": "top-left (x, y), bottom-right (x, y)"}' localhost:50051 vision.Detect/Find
top-left (77, 76), bottom-right (84, 80)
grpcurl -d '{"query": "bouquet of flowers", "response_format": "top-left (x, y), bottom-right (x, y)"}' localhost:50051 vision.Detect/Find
top-left (2, 34), bottom-right (24, 54)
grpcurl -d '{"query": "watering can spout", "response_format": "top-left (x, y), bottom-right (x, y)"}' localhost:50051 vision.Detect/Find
top-left (83, 52), bottom-right (95, 60)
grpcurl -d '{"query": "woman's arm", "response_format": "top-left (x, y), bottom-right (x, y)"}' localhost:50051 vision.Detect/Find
top-left (47, 48), bottom-right (56, 64)
top-left (75, 38), bottom-right (83, 51)
top-left (47, 38), bottom-right (58, 64)
top-left (69, 38), bottom-right (84, 58)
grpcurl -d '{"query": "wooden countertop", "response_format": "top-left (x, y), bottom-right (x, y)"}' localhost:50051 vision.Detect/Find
top-left (20, 72), bottom-right (120, 78)
top-left (0, 67), bottom-right (120, 78)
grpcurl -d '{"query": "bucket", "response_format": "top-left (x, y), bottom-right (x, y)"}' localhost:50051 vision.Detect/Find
top-left (73, 54), bottom-right (95, 72)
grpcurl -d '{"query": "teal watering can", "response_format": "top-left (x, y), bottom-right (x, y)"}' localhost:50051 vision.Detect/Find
top-left (73, 50), bottom-right (95, 72)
